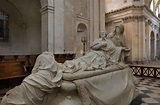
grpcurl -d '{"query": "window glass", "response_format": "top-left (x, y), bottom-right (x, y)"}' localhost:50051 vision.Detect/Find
top-left (0, 10), bottom-right (9, 42)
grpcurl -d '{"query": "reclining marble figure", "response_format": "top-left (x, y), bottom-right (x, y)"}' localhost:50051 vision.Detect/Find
top-left (1, 29), bottom-right (139, 105)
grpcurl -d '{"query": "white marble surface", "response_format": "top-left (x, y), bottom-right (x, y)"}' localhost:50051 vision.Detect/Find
top-left (1, 32), bottom-right (138, 105)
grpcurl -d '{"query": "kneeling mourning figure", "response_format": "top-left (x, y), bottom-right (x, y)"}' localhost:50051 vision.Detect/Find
top-left (1, 25), bottom-right (139, 105)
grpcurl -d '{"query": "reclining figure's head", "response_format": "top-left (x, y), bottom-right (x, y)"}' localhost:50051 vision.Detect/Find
top-left (100, 31), bottom-right (107, 38)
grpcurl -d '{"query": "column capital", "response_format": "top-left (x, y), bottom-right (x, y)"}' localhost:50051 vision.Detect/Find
top-left (40, 5), bottom-right (54, 14)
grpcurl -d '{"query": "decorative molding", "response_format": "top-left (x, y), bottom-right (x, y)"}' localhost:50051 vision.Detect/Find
top-left (122, 15), bottom-right (146, 23)
top-left (122, 15), bottom-right (159, 31)
top-left (40, 5), bottom-right (54, 14)
top-left (133, 0), bottom-right (140, 2)
top-left (6, 0), bottom-right (24, 24)
top-left (76, 14), bottom-right (90, 21)
top-left (106, 5), bottom-right (160, 22)
top-left (147, 20), bottom-right (159, 31)
top-left (76, 14), bottom-right (90, 27)
top-left (106, 14), bottom-right (159, 31)
top-left (106, 5), bottom-right (145, 14)
top-left (106, 5), bottom-right (160, 31)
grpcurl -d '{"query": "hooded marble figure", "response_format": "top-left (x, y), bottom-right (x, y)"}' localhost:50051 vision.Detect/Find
top-left (1, 29), bottom-right (139, 105)
top-left (1, 52), bottom-right (63, 105)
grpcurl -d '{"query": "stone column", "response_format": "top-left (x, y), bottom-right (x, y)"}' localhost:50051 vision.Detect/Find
top-left (89, 0), bottom-right (94, 45)
top-left (138, 17), bottom-right (145, 63)
top-left (90, 0), bottom-right (105, 43)
top-left (40, 3), bottom-right (55, 52)
top-left (99, 0), bottom-right (105, 32)
top-left (132, 18), bottom-right (139, 62)
top-left (145, 22), bottom-right (149, 62)
top-left (148, 30), bottom-right (151, 61)
top-left (54, 0), bottom-right (65, 54)
top-left (93, 0), bottom-right (100, 39)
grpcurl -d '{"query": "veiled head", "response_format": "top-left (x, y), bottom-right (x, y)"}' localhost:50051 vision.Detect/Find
top-left (32, 51), bottom-right (57, 71)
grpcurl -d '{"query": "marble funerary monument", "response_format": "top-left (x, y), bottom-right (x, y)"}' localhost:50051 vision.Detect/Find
top-left (1, 25), bottom-right (139, 105)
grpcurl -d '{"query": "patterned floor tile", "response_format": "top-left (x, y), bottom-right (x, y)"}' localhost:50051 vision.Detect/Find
top-left (142, 98), bottom-right (159, 103)
top-left (137, 76), bottom-right (160, 105)
top-left (138, 87), bottom-right (149, 90)
top-left (141, 103), bottom-right (148, 105)
top-left (146, 93), bottom-right (160, 98)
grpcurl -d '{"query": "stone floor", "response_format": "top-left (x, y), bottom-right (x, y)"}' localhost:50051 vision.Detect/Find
top-left (0, 88), bottom-right (12, 104)
top-left (0, 95), bottom-right (2, 104)
top-left (0, 77), bottom-right (160, 105)
top-left (137, 77), bottom-right (160, 105)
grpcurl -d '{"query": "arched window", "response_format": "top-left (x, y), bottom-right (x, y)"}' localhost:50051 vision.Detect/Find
top-left (150, 0), bottom-right (154, 11)
top-left (0, 10), bottom-right (9, 42)
top-left (150, 31), bottom-right (155, 60)
top-left (156, 8), bottom-right (158, 16)
top-left (158, 5), bottom-right (160, 17)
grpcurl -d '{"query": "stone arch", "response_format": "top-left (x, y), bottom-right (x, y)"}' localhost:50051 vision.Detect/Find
top-left (77, 23), bottom-right (87, 32)
top-left (149, 0), bottom-right (154, 11)
top-left (150, 31), bottom-right (155, 60)
top-left (75, 22), bottom-right (88, 57)
top-left (0, 0), bottom-right (41, 54)
top-left (0, 1), bottom-right (23, 25)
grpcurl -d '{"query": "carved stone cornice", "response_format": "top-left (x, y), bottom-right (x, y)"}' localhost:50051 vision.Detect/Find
top-left (106, 5), bottom-right (160, 22)
top-left (106, 14), bottom-right (159, 31)
top-left (122, 15), bottom-right (146, 23)
top-left (40, 5), bottom-right (54, 14)
top-left (106, 4), bottom-right (160, 31)
top-left (106, 5), bottom-right (145, 14)
top-left (147, 20), bottom-right (159, 31)
top-left (76, 14), bottom-right (90, 21)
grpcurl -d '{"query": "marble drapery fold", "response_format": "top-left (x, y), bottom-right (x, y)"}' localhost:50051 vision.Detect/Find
top-left (1, 52), bottom-right (63, 105)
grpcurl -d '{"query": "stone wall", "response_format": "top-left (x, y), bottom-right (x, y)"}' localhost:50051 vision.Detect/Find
top-left (105, 4), bottom-right (160, 63)
top-left (0, 0), bottom-right (106, 57)
top-left (40, 0), bottom-right (105, 58)
top-left (0, 0), bottom-right (41, 55)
